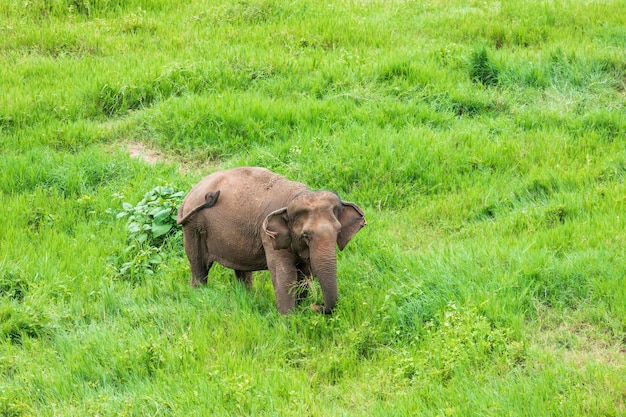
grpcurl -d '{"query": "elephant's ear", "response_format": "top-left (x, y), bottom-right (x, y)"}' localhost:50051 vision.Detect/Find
top-left (263, 208), bottom-right (292, 250)
top-left (337, 202), bottom-right (366, 251)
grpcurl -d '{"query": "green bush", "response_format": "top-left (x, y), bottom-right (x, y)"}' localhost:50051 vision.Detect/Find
top-left (116, 185), bottom-right (184, 247)
top-left (114, 185), bottom-right (185, 280)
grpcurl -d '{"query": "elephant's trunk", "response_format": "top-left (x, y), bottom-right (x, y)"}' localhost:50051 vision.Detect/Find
top-left (310, 240), bottom-right (338, 314)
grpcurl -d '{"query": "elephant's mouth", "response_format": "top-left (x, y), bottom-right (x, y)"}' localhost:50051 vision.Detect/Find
top-left (291, 239), bottom-right (310, 262)
top-left (296, 247), bottom-right (310, 262)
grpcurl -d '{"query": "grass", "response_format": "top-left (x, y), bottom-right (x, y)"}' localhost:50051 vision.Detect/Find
top-left (1, 0), bottom-right (625, 415)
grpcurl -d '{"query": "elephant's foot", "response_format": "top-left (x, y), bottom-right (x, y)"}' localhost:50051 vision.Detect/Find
top-left (190, 278), bottom-right (207, 287)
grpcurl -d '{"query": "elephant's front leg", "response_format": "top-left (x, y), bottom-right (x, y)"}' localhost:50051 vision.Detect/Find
top-left (266, 256), bottom-right (299, 314)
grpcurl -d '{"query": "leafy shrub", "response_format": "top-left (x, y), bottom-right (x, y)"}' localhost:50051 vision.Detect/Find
top-left (114, 185), bottom-right (185, 280)
top-left (117, 185), bottom-right (184, 247)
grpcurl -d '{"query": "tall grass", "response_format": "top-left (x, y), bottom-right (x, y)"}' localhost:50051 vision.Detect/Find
top-left (1, 0), bottom-right (625, 415)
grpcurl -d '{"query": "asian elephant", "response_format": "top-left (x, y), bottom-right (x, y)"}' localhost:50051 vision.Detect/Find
top-left (177, 167), bottom-right (366, 314)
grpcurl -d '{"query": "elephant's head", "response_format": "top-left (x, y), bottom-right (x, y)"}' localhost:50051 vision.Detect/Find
top-left (263, 191), bottom-right (366, 313)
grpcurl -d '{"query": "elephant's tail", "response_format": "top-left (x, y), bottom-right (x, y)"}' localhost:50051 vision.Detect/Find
top-left (177, 190), bottom-right (221, 226)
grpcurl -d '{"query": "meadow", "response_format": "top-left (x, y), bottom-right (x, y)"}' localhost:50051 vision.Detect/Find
top-left (1, 0), bottom-right (625, 415)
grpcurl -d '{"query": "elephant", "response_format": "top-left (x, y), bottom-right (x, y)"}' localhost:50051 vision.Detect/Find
top-left (176, 167), bottom-right (366, 314)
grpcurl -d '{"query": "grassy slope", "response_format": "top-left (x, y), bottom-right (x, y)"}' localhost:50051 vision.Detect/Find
top-left (1, 0), bottom-right (625, 415)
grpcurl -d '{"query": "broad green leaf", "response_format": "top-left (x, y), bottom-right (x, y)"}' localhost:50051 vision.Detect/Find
top-left (153, 208), bottom-right (172, 223)
top-left (152, 222), bottom-right (172, 238)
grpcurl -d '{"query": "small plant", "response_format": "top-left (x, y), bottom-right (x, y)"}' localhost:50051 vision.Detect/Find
top-left (114, 185), bottom-right (185, 281)
top-left (0, 268), bottom-right (29, 302)
top-left (27, 207), bottom-right (56, 233)
top-left (117, 246), bottom-right (164, 281)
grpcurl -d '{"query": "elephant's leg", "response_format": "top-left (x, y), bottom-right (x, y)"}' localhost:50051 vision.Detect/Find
top-left (235, 270), bottom-right (253, 290)
top-left (183, 229), bottom-right (211, 287)
top-left (267, 259), bottom-right (298, 314)
top-left (190, 261), bottom-right (212, 287)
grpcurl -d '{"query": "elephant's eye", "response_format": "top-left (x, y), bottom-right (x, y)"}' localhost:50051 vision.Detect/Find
top-left (301, 232), bottom-right (310, 242)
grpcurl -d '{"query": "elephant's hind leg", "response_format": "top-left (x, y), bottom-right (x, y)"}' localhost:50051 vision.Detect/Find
top-left (190, 261), bottom-right (212, 287)
top-left (235, 270), bottom-right (253, 290)
top-left (183, 229), bottom-right (212, 287)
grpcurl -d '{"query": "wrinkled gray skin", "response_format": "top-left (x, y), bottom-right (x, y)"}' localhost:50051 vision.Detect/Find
top-left (177, 167), bottom-right (366, 314)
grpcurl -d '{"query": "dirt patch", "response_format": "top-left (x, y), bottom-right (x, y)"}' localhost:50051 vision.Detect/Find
top-left (122, 141), bottom-right (216, 175)
top-left (127, 142), bottom-right (164, 165)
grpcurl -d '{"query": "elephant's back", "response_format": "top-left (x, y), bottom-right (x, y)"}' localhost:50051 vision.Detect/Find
top-left (181, 166), bottom-right (308, 225)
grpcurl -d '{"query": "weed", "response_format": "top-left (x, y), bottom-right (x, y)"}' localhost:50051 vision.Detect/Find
top-left (0, 268), bottom-right (29, 302)
top-left (423, 303), bottom-right (524, 380)
top-left (27, 207), bottom-right (57, 233)
top-left (116, 246), bottom-right (164, 281)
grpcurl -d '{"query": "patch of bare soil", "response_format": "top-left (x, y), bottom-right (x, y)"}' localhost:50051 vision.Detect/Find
top-left (127, 142), bottom-right (164, 165)
top-left (122, 141), bottom-right (218, 175)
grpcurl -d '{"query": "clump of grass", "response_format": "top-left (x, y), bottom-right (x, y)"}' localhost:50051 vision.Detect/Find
top-left (206, 0), bottom-right (285, 25)
top-left (0, 303), bottom-right (51, 344)
top-left (469, 47), bottom-right (500, 87)
top-left (97, 83), bottom-right (157, 117)
top-left (94, 62), bottom-right (216, 117)
top-left (5, 0), bottom-right (170, 19)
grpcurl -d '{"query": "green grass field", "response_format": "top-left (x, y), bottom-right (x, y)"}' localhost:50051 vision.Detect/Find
top-left (1, 0), bottom-right (625, 415)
